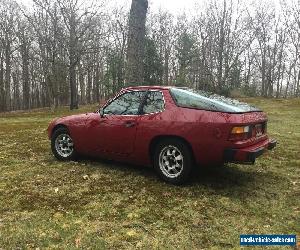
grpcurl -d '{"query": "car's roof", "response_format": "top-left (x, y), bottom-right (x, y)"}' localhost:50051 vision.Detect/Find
top-left (124, 86), bottom-right (173, 91)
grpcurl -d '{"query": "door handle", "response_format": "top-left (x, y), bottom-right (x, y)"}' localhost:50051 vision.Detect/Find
top-left (125, 121), bottom-right (136, 128)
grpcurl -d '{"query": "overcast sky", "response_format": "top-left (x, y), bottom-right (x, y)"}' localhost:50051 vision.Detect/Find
top-left (149, 0), bottom-right (199, 13)
top-left (19, 0), bottom-right (288, 16)
top-left (20, 0), bottom-right (200, 14)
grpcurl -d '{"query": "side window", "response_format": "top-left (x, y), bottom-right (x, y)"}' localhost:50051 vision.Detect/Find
top-left (104, 91), bottom-right (145, 115)
top-left (142, 91), bottom-right (165, 114)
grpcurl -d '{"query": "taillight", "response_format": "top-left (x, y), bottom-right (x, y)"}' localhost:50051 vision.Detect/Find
top-left (229, 126), bottom-right (250, 141)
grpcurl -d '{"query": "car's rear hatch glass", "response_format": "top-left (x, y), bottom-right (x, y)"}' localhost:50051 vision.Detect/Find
top-left (170, 88), bottom-right (261, 113)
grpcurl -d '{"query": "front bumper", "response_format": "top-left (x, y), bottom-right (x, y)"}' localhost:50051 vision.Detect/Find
top-left (224, 138), bottom-right (277, 164)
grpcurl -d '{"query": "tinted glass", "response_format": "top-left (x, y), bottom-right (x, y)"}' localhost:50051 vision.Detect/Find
top-left (143, 91), bottom-right (165, 114)
top-left (170, 88), bottom-right (261, 113)
top-left (104, 91), bottom-right (145, 115)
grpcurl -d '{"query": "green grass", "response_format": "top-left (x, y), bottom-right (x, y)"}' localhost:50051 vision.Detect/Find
top-left (0, 99), bottom-right (299, 249)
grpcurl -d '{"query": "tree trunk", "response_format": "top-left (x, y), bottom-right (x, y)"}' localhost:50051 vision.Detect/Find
top-left (94, 63), bottom-right (100, 103)
top-left (87, 67), bottom-right (92, 103)
top-left (21, 37), bottom-right (30, 110)
top-left (296, 70), bottom-right (300, 97)
top-left (285, 66), bottom-right (292, 98)
top-left (12, 72), bottom-right (21, 110)
top-left (0, 54), bottom-right (4, 112)
top-left (125, 0), bottom-right (148, 84)
top-left (78, 62), bottom-right (86, 104)
top-left (5, 41), bottom-right (11, 111)
top-left (217, 0), bottom-right (226, 92)
top-left (261, 55), bottom-right (266, 97)
top-left (69, 13), bottom-right (78, 110)
top-left (164, 49), bottom-right (170, 85)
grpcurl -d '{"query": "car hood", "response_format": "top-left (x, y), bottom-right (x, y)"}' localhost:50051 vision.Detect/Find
top-left (48, 113), bottom-right (92, 139)
top-left (54, 113), bottom-right (90, 124)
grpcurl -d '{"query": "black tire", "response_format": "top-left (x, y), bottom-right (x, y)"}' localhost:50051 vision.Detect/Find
top-left (51, 127), bottom-right (77, 161)
top-left (153, 138), bottom-right (193, 185)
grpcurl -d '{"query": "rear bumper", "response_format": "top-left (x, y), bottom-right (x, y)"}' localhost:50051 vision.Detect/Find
top-left (224, 138), bottom-right (277, 164)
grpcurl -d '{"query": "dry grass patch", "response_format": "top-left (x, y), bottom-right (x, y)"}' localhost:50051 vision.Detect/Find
top-left (0, 99), bottom-right (299, 249)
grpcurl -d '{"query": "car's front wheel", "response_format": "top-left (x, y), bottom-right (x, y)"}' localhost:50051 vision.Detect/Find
top-left (51, 127), bottom-right (76, 161)
top-left (154, 138), bottom-right (193, 185)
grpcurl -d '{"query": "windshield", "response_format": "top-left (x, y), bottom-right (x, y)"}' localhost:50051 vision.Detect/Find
top-left (170, 88), bottom-right (261, 113)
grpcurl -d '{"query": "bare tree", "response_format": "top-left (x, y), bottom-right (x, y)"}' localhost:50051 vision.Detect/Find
top-left (0, 0), bottom-right (19, 111)
top-left (57, 0), bottom-right (100, 109)
top-left (149, 10), bottom-right (175, 85)
top-left (125, 0), bottom-right (148, 84)
top-left (1, 0), bottom-right (300, 113)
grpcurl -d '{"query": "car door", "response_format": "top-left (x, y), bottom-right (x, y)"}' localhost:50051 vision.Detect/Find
top-left (88, 91), bottom-right (146, 156)
top-left (133, 91), bottom-right (166, 164)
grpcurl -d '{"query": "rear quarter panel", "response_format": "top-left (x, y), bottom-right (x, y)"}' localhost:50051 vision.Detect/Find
top-left (133, 90), bottom-right (268, 167)
top-left (132, 90), bottom-right (225, 166)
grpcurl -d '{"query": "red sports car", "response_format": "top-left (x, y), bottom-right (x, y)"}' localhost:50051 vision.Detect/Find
top-left (48, 86), bottom-right (277, 184)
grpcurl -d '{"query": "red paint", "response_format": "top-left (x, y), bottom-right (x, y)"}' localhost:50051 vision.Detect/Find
top-left (48, 86), bottom-right (276, 166)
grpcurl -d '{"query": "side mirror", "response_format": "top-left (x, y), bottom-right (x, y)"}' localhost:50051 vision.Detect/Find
top-left (99, 108), bottom-right (105, 118)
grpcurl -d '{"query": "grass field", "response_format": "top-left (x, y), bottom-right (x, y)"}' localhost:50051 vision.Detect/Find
top-left (0, 98), bottom-right (299, 249)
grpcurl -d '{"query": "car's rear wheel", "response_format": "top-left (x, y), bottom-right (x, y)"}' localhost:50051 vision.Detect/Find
top-left (154, 138), bottom-right (193, 185)
top-left (51, 127), bottom-right (76, 161)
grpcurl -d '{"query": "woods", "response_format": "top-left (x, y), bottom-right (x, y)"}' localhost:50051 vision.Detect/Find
top-left (0, 0), bottom-right (300, 112)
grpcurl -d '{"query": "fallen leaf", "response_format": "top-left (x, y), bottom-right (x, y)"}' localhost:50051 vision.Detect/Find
top-left (75, 238), bottom-right (81, 248)
top-left (126, 230), bottom-right (138, 238)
